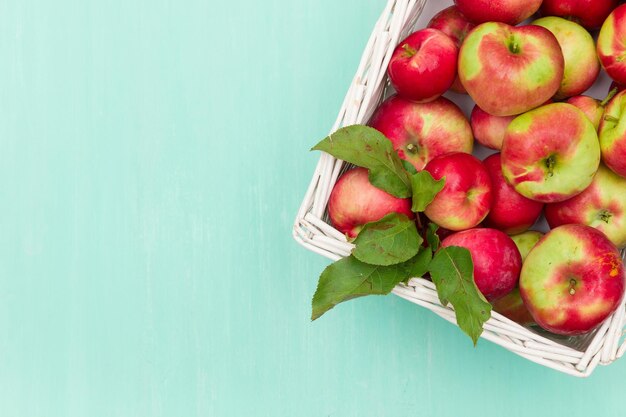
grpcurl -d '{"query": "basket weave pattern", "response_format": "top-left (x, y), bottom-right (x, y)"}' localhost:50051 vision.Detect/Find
top-left (293, 0), bottom-right (626, 377)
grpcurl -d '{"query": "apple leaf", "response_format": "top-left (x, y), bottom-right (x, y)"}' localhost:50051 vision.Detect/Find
top-left (426, 223), bottom-right (440, 251)
top-left (429, 246), bottom-right (492, 345)
top-left (401, 159), bottom-right (418, 175)
top-left (402, 247), bottom-right (432, 284)
top-left (311, 125), bottom-right (412, 198)
top-left (352, 213), bottom-right (422, 266)
top-left (311, 255), bottom-right (408, 320)
top-left (410, 171), bottom-right (445, 212)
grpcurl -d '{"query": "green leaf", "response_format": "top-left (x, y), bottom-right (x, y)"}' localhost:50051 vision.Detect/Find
top-left (426, 223), bottom-right (440, 251)
top-left (429, 246), bottom-right (492, 346)
top-left (311, 256), bottom-right (407, 320)
top-left (352, 213), bottom-right (422, 266)
top-left (401, 248), bottom-right (432, 284)
top-left (401, 159), bottom-right (418, 175)
top-left (311, 125), bottom-right (411, 198)
top-left (410, 171), bottom-right (445, 212)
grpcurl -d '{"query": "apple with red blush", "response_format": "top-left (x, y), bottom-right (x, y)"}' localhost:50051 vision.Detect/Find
top-left (541, 0), bottom-right (618, 30)
top-left (458, 22), bottom-right (564, 116)
top-left (482, 153), bottom-right (543, 235)
top-left (369, 95), bottom-right (473, 171)
top-left (454, 0), bottom-right (542, 25)
top-left (328, 167), bottom-right (413, 239)
top-left (598, 90), bottom-right (626, 178)
top-left (441, 228), bottom-right (522, 301)
top-left (388, 28), bottom-right (458, 102)
top-left (501, 103), bottom-right (600, 203)
top-left (427, 6), bottom-right (474, 94)
top-left (520, 224), bottom-right (625, 335)
top-left (423, 152), bottom-right (492, 231)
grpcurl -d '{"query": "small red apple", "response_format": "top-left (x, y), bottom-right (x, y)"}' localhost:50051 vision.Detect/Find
top-left (427, 6), bottom-right (475, 94)
top-left (520, 224), bottom-right (625, 335)
top-left (369, 95), bottom-right (473, 171)
top-left (566, 96), bottom-right (604, 130)
top-left (423, 153), bottom-right (492, 231)
top-left (540, 0), bottom-right (618, 30)
top-left (441, 228), bottom-right (522, 301)
top-left (328, 167), bottom-right (414, 239)
top-left (470, 105), bottom-right (515, 150)
top-left (482, 153), bottom-right (544, 235)
top-left (388, 28), bottom-right (458, 102)
top-left (454, 0), bottom-right (542, 25)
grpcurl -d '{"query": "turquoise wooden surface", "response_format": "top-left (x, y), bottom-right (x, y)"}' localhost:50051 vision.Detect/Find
top-left (1, 0), bottom-right (625, 416)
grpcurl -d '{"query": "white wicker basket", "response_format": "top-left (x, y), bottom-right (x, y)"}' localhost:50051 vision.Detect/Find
top-left (293, 0), bottom-right (626, 377)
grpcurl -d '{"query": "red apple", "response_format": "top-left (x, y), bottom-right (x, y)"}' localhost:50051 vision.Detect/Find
top-left (369, 95), bottom-right (473, 171)
top-left (423, 153), bottom-right (492, 231)
top-left (520, 224), bottom-right (625, 335)
top-left (545, 164), bottom-right (626, 248)
top-left (458, 22), bottom-right (564, 116)
top-left (470, 105), bottom-right (515, 150)
top-left (427, 6), bottom-right (475, 94)
top-left (532, 17), bottom-right (600, 99)
top-left (388, 28), bottom-right (458, 102)
top-left (598, 90), bottom-right (626, 178)
top-left (566, 96), bottom-right (604, 130)
top-left (328, 167), bottom-right (414, 239)
top-left (483, 153), bottom-right (544, 234)
top-left (441, 228), bottom-right (522, 301)
top-left (598, 4), bottom-right (626, 85)
top-left (454, 0), bottom-right (542, 25)
top-left (501, 103), bottom-right (600, 203)
top-left (492, 231), bottom-right (543, 326)
top-left (541, 0), bottom-right (618, 30)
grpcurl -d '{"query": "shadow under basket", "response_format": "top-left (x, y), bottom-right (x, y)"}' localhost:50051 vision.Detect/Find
top-left (292, 0), bottom-right (626, 377)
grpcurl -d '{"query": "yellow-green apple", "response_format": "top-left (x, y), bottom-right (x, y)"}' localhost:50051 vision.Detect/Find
top-left (532, 17), bottom-right (600, 99)
top-left (388, 28), bottom-right (458, 102)
top-left (458, 22), bottom-right (564, 116)
top-left (511, 231), bottom-right (544, 261)
top-left (482, 153), bottom-right (544, 234)
top-left (501, 103), bottom-right (600, 203)
top-left (454, 0), bottom-right (542, 25)
top-left (541, 0), bottom-right (618, 30)
top-left (470, 105), bottom-right (515, 150)
top-left (328, 167), bottom-right (414, 239)
top-left (520, 224), bottom-right (625, 335)
top-left (492, 230), bottom-right (544, 325)
top-left (441, 228), bottom-right (522, 301)
top-left (545, 164), bottom-right (626, 248)
top-left (598, 4), bottom-right (626, 85)
top-left (423, 152), bottom-right (492, 231)
top-left (427, 6), bottom-right (475, 94)
top-left (369, 95), bottom-right (473, 171)
top-left (598, 90), bottom-right (626, 178)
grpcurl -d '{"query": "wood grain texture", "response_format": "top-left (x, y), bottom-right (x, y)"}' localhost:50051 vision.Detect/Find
top-left (0, 0), bottom-right (625, 416)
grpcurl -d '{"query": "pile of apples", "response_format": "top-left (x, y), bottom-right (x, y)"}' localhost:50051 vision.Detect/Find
top-left (328, 0), bottom-right (626, 336)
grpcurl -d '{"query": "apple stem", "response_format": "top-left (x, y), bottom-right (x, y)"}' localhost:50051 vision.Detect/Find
top-left (401, 44), bottom-right (417, 58)
top-left (599, 210), bottom-right (613, 224)
top-left (406, 143), bottom-right (419, 154)
top-left (569, 279), bottom-right (577, 296)
top-left (604, 115), bottom-right (620, 123)
top-left (601, 87), bottom-right (619, 107)
top-left (545, 155), bottom-right (556, 177)
top-left (507, 36), bottom-right (520, 54)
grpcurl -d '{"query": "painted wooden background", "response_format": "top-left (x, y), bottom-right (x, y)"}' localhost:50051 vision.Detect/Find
top-left (1, 0), bottom-right (625, 415)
